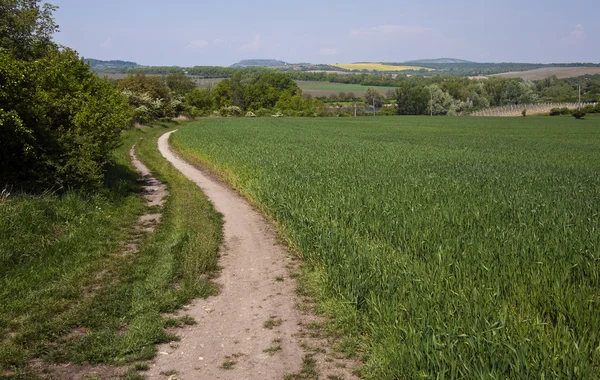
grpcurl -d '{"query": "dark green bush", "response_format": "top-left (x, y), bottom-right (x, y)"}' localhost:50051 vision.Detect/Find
top-left (0, 49), bottom-right (132, 189)
top-left (549, 107), bottom-right (572, 116)
top-left (572, 110), bottom-right (586, 119)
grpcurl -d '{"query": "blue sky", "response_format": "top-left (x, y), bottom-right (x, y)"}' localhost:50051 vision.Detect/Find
top-left (53, 0), bottom-right (599, 66)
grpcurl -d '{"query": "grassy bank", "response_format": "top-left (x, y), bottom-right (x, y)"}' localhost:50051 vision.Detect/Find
top-left (0, 124), bottom-right (222, 378)
top-left (171, 116), bottom-right (600, 378)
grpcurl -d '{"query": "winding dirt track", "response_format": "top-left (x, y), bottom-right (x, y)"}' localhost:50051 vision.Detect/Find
top-left (147, 131), bottom-right (313, 379)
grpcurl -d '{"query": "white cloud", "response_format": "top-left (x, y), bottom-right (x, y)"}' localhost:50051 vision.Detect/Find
top-left (560, 24), bottom-right (587, 45)
top-left (319, 48), bottom-right (338, 56)
top-left (188, 39), bottom-right (209, 49)
top-left (100, 38), bottom-right (112, 49)
top-left (213, 38), bottom-right (224, 46)
top-left (241, 35), bottom-right (261, 52)
top-left (350, 24), bottom-right (432, 38)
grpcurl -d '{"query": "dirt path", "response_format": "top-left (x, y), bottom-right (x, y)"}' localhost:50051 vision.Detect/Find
top-left (148, 131), bottom-right (357, 380)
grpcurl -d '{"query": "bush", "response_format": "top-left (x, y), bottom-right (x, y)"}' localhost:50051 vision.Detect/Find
top-left (549, 107), bottom-right (572, 116)
top-left (218, 106), bottom-right (243, 117)
top-left (254, 108), bottom-right (272, 117)
top-left (0, 49), bottom-right (132, 189)
top-left (572, 110), bottom-right (586, 119)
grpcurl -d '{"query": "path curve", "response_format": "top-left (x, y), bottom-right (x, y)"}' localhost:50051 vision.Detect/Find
top-left (149, 131), bottom-right (305, 379)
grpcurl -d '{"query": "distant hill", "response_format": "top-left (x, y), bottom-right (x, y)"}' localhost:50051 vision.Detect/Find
top-left (230, 59), bottom-right (288, 68)
top-left (85, 59), bottom-right (139, 71)
top-left (405, 58), bottom-right (473, 64)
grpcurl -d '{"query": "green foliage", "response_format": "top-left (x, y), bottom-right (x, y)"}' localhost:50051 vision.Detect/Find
top-left (212, 71), bottom-right (299, 112)
top-left (0, 126), bottom-right (222, 373)
top-left (395, 82), bottom-right (429, 115)
top-left (117, 73), bottom-right (171, 101)
top-left (0, 0), bottom-right (58, 59)
top-left (1, 1), bottom-right (132, 189)
top-left (118, 73), bottom-right (186, 123)
top-left (165, 72), bottom-right (196, 96)
top-left (572, 109), bottom-right (586, 119)
top-left (0, 48), bottom-right (132, 188)
top-left (363, 87), bottom-right (383, 108)
top-left (185, 88), bottom-right (213, 110)
top-left (218, 105), bottom-right (243, 117)
top-left (174, 117), bottom-right (600, 378)
top-left (549, 107), bottom-right (572, 116)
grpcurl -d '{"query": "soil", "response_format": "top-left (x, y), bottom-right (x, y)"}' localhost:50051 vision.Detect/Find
top-left (147, 131), bottom-right (358, 380)
top-left (491, 67), bottom-right (600, 80)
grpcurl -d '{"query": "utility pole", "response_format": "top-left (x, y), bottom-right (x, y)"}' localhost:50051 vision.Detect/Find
top-left (430, 87), bottom-right (433, 116)
top-left (372, 96), bottom-right (376, 115)
top-left (354, 102), bottom-right (357, 117)
top-left (578, 84), bottom-right (581, 110)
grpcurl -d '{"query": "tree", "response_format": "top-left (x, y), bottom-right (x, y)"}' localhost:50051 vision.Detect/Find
top-left (185, 88), bottom-right (214, 112)
top-left (395, 82), bottom-right (429, 115)
top-left (0, 0), bottom-right (58, 59)
top-left (166, 72), bottom-right (197, 96)
top-left (0, 1), bottom-right (132, 189)
top-left (428, 85), bottom-right (454, 115)
top-left (364, 87), bottom-right (383, 109)
top-left (1, 48), bottom-right (132, 188)
top-left (117, 73), bottom-right (171, 101)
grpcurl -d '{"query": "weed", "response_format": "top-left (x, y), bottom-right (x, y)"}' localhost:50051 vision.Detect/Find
top-left (263, 344), bottom-right (282, 355)
top-left (160, 369), bottom-right (178, 376)
top-left (263, 316), bottom-right (283, 330)
top-left (284, 354), bottom-right (318, 379)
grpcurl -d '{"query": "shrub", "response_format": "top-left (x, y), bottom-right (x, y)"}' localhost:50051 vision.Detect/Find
top-left (254, 108), bottom-right (272, 117)
top-left (572, 110), bottom-right (586, 119)
top-left (0, 49), bottom-right (132, 189)
top-left (549, 107), bottom-right (571, 116)
top-left (218, 106), bottom-right (243, 117)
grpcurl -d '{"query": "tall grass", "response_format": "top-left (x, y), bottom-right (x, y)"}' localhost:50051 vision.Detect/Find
top-left (172, 116), bottom-right (600, 378)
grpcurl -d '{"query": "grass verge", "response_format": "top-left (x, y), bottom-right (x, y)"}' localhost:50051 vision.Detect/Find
top-left (0, 122), bottom-right (222, 378)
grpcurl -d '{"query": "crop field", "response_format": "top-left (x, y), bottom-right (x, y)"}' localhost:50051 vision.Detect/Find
top-left (297, 81), bottom-right (397, 97)
top-left (332, 63), bottom-right (433, 72)
top-left (171, 116), bottom-right (600, 378)
top-left (492, 67), bottom-right (600, 80)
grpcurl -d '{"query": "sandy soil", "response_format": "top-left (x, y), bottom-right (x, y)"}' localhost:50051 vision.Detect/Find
top-left (148, 131), bottom-right (358, 380)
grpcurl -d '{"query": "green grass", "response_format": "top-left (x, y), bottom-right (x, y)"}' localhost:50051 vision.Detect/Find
top-left (0, 123), bottom-right (222, 377)
top-left (172, 116), bottom-right (600, 378)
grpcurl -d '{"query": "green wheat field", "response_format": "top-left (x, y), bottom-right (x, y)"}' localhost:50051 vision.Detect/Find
top-left (172, 116), bottom-right (600, 378)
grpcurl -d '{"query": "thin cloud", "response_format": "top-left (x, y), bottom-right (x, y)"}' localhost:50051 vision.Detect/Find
top-left (560, 24), bottom-right (587, 45)
top-left (213, 38), bottom-right (224, 46)
top-left (241, 35), bottom-right (261, 52)
top-left (350, 24), bottom-right (432, 38)
top-left (188, 39), bottom-right (209, 49)
top-left (319, 48), bottom-right (338, 56)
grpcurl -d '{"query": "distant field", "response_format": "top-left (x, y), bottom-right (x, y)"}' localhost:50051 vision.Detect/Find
top-left (492, 66), bottom-right (600, 80)
top-left (332, 63), bottom-right (433, 72)
top-left (297, 81), bottom-right (396, 97)
top-left (173, 116), bottom-right (600, 378)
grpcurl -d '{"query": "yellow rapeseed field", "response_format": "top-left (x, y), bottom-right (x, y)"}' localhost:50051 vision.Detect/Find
top-left (332, 63), bottom-right (433, 71)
